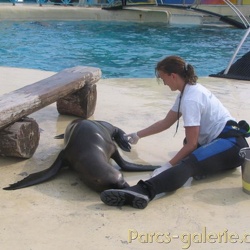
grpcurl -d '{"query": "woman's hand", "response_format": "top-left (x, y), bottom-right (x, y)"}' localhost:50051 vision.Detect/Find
top-left (124, 132), bottom-right (140, 144)
top-left (151, 162), bottom-right (173, 177)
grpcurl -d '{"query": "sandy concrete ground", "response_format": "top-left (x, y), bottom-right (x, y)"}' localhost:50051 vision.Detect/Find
top-left (0, 67), bottom-right (250, 250)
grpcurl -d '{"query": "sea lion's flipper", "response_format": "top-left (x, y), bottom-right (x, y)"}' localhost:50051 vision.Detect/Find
top-left (54, 134), bottom-right (64, 139)
top-left (112, 128), bottom-right (131, 152)
top-left (96, 121), bottom-right (131, 152)
top-left (3, 150), bottom-right (66, 190)
top-left (111, 150), bottom-right (160, 172)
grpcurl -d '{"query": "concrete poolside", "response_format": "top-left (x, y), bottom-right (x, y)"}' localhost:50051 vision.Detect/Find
top-left (0, 66), bottom-right (250, 250)
top-left (0, 3), bottom-right (249, 26)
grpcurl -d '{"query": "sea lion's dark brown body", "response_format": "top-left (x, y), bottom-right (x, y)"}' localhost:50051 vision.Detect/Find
top-left (4, 120), bottom-right (159, 192)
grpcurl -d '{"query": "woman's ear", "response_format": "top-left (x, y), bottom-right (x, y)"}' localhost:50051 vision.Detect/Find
top-left (171, 72), bottom-right (177, 80)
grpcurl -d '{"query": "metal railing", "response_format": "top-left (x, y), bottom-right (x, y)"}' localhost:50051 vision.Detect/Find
top-left (223, 0), bottom-right (250, 74)
top-left (5, 0), bottom-right (114, 6)
top-left (4, 0), bottom-right (148, 6)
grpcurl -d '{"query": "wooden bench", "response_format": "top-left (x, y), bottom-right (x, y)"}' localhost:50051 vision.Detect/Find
top-left (0, 66), bottom-right (101, 158)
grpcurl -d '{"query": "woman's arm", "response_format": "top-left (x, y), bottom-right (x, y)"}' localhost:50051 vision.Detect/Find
top-left (137, 110), bottom-right (179, 138)
top-left (169, 126), bottom-right (200, 166)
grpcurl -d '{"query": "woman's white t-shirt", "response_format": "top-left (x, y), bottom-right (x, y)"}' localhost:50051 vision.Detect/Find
top-left (171, 83), bottom-right (234, 145)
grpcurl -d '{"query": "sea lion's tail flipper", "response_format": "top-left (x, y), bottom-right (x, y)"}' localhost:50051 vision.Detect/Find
top-left (54, 134), bottom-right (64, 139)
top-left (3, 150), bottom-right (66, 190)
top-left (111, 150), bottom-right (161, 172)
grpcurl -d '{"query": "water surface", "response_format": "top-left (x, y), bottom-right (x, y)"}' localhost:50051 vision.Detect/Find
top-left (0, 20), bottom-right (249, 77)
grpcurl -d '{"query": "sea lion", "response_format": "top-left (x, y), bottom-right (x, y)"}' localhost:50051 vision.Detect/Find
top-left (3, 119), bottom-right (160, 192)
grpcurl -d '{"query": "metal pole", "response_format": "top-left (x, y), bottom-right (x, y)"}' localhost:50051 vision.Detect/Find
top-left (224, 27), bottom-right (250, 74)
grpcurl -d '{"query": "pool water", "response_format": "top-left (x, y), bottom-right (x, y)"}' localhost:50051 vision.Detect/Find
top-left (0, 20), bottom-right (249, 78)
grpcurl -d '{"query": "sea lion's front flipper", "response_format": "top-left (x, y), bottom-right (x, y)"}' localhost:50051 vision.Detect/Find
top-left (96, 121), bottom-right (131, 152)
top-left (111, 150), bottom-right (160, 172)
top-left (112, 128), bottom-right (131, 152)
top-left (3, 150), bottom-right (66, 190)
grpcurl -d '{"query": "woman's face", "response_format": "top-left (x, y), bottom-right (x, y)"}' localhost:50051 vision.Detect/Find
top-left (158, 71), bottom-right (178, 91)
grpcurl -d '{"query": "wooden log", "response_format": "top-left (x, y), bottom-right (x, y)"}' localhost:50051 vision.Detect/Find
top-left (0, 117), bottom-right (40, 158)
top-left (0, 66), bottom-right (101, 130)
top-left (56, 83), bottom-right (97, 118)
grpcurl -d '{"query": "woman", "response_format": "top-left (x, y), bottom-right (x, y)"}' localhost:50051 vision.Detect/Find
top-left (100, 55), bottom-right (249, 209)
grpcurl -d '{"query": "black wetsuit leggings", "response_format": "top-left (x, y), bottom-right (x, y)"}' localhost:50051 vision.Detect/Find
top-left (145, 136), bottom-right (249, 199)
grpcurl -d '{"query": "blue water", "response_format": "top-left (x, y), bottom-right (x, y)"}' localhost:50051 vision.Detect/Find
top-left (0, 20), bottom-right (249, 78)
